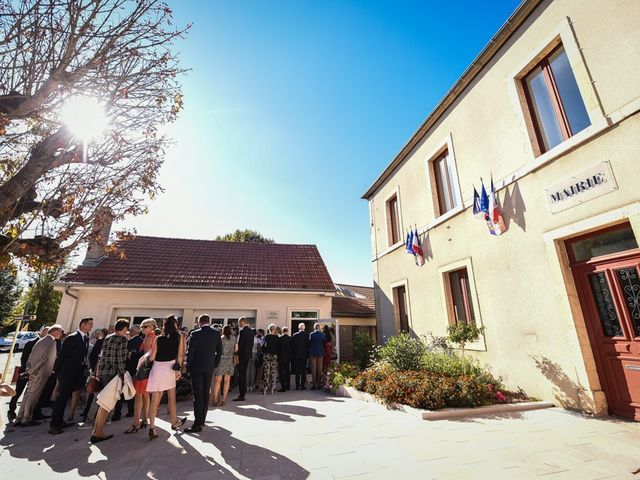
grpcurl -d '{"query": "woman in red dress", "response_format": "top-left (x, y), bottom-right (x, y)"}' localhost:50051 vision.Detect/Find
top-left (125, 318), bottom-right (156, 433)
top-left (322, 325), bottom-right (333, 389)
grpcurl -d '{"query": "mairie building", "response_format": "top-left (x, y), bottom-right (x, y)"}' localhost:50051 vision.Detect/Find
top-left (363, 0), bottom-right (640, 420)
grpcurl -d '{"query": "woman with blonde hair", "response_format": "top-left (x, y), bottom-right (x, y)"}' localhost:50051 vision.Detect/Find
top-left (146, 315), bottom-right (186, 440)
top-left (124, 318), bottom-right (157, 434)
top-left (211, 325), bottom-right (235, 406)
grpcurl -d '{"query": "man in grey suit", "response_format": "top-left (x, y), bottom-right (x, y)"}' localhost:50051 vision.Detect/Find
top-left (14, 325), bottom-right (64, 426)
top-left (185, 315), bottom-right (222, 433)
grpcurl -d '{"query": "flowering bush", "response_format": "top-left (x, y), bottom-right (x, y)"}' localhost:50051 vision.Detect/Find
top-left (327, 362), bottom-right (361, 389)
top-left (351, 362), bottom-right (394, 396)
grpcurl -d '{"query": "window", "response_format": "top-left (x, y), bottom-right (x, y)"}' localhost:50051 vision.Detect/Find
top-left (291, 310), bottom-right (319, 333)
top-left (448, 268), bottom-right (476, 325)
top-left (386, 194), bottom-right (400, 246)
top-left (432, 150), bottom-right (460, 216)
top-left (523, 44), bottom-right (590, 154)
top-left (392, 285), bottom-right (409, 332)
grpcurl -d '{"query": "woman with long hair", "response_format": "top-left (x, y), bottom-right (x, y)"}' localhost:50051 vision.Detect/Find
top-left (124, 318), bottom-right (157, 434)
top-left (146, 315), bottom-right (186, 440)
top-left (211, 325), bottom-right (235, 406)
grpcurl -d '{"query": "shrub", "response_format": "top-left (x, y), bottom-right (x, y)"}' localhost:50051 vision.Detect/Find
top-left (378, 333), bottom-right (426, 371)
top-left (447, 322), bottom-right (485, 374)
top-left (353, 331), bottom-right (376, 370)
top-left (351, 362), bottom-right (393, 396)
top-left (327, 362), bottom-right (361, 389)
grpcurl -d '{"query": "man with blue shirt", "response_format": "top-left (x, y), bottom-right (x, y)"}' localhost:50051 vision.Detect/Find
top-left (308, 323), bottom-right (325, 390)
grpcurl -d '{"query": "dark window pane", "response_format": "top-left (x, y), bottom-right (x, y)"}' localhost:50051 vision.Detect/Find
top-left (526, 66), bottom-right (564, 150)
top-left (570, 226), bottom-right (638, 263)
top-left (615, 268), bottom-right (640, 337)
top-left (450, 269), bottom-right (475, 324)
top-left (589, 272), bottom-right (623, 337)
top-left (549, 47), bottom-right (591, 135)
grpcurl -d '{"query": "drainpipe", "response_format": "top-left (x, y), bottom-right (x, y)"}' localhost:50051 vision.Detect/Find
top-left (64, 284), bottom-right (79, 331)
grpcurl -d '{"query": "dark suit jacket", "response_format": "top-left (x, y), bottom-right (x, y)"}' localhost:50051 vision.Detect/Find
top-left (292, 330), bottom-right (309, 359)
top-left (237, 326), bottom-right (255, 362)
top-left (125, 335), bottom-right (144, 375)
top-left (277, 334), bottom-right (292, 364)
top-left (186, 325), bottom-right (222, 374)
top-left (55, 331), bottom-right (87, 384)
top-left (88, 338), bottom-right (103, 371)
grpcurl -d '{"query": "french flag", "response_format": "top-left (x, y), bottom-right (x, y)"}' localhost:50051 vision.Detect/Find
top-left (488, 177), bottom-right (507, 236)
top-left (405, 229), bottom-right (414, 255)
top-left (411, 228), bottom-right (425, 266)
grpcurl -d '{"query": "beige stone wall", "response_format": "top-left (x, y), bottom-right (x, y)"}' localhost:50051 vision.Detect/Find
top-left (55, 287), bottom-right (333, 333)
top-left (367, 0), bottom-right (640, 413)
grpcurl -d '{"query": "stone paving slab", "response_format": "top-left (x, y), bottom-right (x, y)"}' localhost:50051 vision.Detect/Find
top-left (1, 374), bottom-right (640, 479)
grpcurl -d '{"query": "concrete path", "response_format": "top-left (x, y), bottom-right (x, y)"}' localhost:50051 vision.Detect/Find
top-left (1, 384), bottom-right (639, 479)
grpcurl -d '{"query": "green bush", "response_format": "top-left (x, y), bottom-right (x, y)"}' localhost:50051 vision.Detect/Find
top-left (422, 351), bottom-right (497, 385)
top-left (327, 362), bottom-right (361, 389)
top-left (351, 362), bottom-right (394, 396)
top-left (353, 331), bottom-right (376, 370)
top-left (378, 332), bottom-right (426, 371)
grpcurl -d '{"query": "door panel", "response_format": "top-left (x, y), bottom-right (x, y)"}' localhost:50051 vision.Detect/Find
top-left (572, 255), bottom-right (640, 421)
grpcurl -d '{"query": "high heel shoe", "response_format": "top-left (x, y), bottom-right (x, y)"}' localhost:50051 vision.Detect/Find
top-left (140, 420), bottom-right (148, 429)
top-left (171, 417), bottom-right (187, 430)
top-left (124, 424), bottom-right (140, 434)
top-left (149, 428), bottom-right (158, 440)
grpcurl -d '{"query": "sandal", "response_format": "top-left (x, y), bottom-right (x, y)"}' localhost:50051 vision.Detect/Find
top-left (149, 428), bottom-right (158, 440)
top-left (140, 420), bottom-right (148, 429)
top-left (171, 417), bottom-right (187, 430)
top-left (124, 424), bottom-right (140, 434)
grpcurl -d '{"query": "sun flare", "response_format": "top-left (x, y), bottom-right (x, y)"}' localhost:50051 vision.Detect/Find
top-left (60, 96), bottom-right (110, 141)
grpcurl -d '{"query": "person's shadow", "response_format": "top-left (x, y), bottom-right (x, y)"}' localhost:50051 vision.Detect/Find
top-left (1, 418), bottom-right (309, 479)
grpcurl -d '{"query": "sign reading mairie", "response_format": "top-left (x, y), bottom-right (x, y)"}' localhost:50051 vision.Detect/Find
top-left (545, 161), bottom-right (618, 214)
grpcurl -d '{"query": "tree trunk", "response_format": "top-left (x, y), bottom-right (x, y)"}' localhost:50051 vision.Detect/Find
top-left (0, 127), bottom-right (71, 228)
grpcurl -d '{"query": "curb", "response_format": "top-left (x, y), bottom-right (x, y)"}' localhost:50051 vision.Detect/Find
top-left (336, 385), bottom-right (554, 420)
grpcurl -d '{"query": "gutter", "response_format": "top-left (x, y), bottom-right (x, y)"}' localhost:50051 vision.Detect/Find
top-left (362, 0), bottom-right (544, 200)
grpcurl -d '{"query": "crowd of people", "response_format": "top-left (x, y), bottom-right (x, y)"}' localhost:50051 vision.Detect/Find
top-left (2, 314), bottom-right (336, 443)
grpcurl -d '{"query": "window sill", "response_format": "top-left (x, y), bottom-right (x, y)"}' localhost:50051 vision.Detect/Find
top-left (425, 204), bottom-right (464, 231)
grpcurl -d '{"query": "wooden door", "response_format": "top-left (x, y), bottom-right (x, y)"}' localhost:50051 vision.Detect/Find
top-left (572, 252), bottom-right (640, 421)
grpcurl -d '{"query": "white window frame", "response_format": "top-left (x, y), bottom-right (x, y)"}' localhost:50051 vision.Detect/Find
top-left (424, 133), bottom-right (464, 224)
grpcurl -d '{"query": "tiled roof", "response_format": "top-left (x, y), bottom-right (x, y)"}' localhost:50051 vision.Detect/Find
top-left (332, 284), bottom-right (376, 317)
top-left (60, 236), bottom-right (336, 291)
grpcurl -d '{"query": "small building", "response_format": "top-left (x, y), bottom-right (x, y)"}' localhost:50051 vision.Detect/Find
top-left (54, 235), bottom-right (336, 333)
top-left (332, 284), bottom-right (376, 362)
top-left (363, 0), bottom-right (640, 420)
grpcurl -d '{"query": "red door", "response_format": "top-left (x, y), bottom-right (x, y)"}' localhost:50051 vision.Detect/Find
top-left (571, 250), bottom-right (640, 421)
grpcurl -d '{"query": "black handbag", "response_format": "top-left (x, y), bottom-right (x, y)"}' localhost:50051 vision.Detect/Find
top-left (135, 359), bottom-right (153, 381)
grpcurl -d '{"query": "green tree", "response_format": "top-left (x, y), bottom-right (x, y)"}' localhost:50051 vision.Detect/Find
top-left (447, 322), bottom-right (485, 375)
top-left (0, 268), bottom-right (21, 332)
top-left (215, 229), bottom-right (274, 244)
top-left (353, 330), bottom-right (376, 370)
top-left (11, 263), bottom-right (66, 331)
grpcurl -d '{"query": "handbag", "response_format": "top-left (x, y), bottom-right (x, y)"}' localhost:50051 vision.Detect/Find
top-left (86, 376), bottom-right (102, 394)
top-left (135, 359), bottom-right (153, 381)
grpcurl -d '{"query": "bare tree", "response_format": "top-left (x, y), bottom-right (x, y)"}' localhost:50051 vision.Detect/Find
top-left (0, 0), bottom-right (189, 267)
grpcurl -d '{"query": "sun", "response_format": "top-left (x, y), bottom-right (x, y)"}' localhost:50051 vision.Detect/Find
top-left (60, 96), bottom-right (110, 141)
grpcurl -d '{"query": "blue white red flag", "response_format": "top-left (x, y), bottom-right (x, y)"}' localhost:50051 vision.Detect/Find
top-left (487, 177), bottom-right (507, 236)
top-left (405, 229), bottom-right (414, 255)
top-left (479, 180), bottom-right (490, 220)
top-left (411, 228), bottom-right (425, 266)
top-left (472, 186), bottom-right (483, 219)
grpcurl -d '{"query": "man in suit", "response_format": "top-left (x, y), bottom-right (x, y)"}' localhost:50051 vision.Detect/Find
top-left (233, 317), bottom-right (255, 401)
top-left (14, 325), bottom-right (63, 426)
top-left (8, 327), bottom-right (49, 421)
top-left (308, 323), bottom-right (326, 390)
top-left (50, 317), bottom-right (93, 434)
top-left (277, 327), bottom-right (292, 392)
top-left (185, 315), bottom-right (222, 432)
top-left (292, 323), bottom-right (309, 390)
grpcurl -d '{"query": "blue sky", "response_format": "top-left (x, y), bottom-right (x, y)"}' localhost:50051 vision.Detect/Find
top-left (119, 1), bottom-right (522, 286)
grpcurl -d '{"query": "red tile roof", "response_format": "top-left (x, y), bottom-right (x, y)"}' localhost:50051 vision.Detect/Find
top-left (332, 284), bottom-right (376, 317)
top-left (61, 236), bottom-right (336, 291)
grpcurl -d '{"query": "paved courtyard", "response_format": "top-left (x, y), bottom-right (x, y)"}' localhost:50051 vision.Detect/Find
top-left (1, 372), bottom-right (640, 480)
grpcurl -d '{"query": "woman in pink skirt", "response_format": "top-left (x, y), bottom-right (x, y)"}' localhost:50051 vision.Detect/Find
top-left (146, 315), bottom-right (186, 440)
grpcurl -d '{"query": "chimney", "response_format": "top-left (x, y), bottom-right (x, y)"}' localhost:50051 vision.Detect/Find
top-left (83, 207), bottom-right (113, 266)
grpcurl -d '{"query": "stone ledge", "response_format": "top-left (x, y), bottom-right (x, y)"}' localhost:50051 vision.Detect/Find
top-left (336, 385), bottom-right (554, 420)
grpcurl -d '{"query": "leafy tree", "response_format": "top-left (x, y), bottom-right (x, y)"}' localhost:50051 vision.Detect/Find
top-left (0, 0), bottom-right (189, 267)
top-left (215, 229), bottom-right (274, 244)
top-left (0, 268), bottom-right (21, 332)
top-left (447, 322), bottom-right (485, 375)
top-left (353, 330), bottom-right (376, 370)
